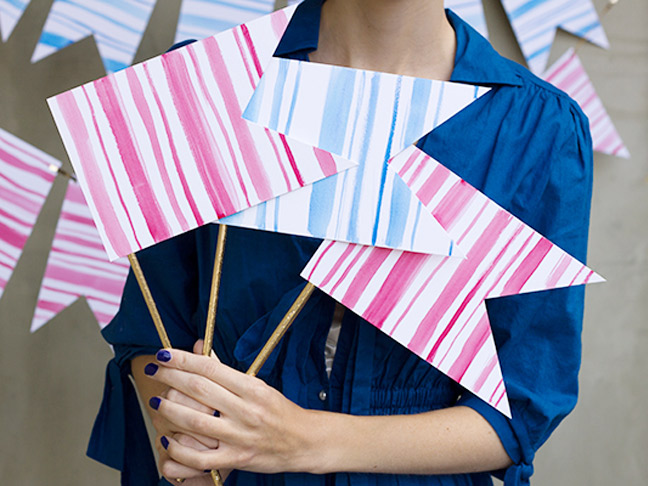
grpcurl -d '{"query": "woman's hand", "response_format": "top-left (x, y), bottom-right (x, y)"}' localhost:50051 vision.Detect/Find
top-left (145, 344), bottom-right (316, 475)
top-left (134, 342), bottom-right (226, 484)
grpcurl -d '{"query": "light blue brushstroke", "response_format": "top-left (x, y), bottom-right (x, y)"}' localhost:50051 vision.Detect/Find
top-left (307, 67), bottom-right (357, 236)
top-left (269, 59), bottom-right (290, 131)
top-left (372, 77), bottom-right (402, 246)
top-left (346, 72), bottom-right (380, 243)
top-left (404, 78), bottom-right (431, 145)
top-left (284, 62), bottom-right (302, 134)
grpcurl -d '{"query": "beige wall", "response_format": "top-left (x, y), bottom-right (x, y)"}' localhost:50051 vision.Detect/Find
top-left (0, 0), bottom-right (645, 484)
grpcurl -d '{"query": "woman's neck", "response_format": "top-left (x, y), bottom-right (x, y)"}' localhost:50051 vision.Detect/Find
top-left (309, 0), bottom-right (456, 80)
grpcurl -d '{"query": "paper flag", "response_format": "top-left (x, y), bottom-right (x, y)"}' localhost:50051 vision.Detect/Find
top-left (175, 0), bottom-right (275, 43)
top-left (500, 0), bottom-right (609, 74)
top-left (543, 48), bottom-right (629, 158)
top-left (31, 0), bottom-right (157, 73)
top-left (302, 145), bottom-right (603, 416)
top-left (48, 6), bottom-right (356, 261)
top-left (447, 0), bottom-right (488, 38)
top-left (227, 56), bottom-right (489, 255)
top-left (0, 127), bottom-right (60, 300)
top-left (0, 0), bottom-right (30, 41)
top-left (285, 0), bottom-right (488, 38)
top-left (31, 181), bottom-right (129, 332)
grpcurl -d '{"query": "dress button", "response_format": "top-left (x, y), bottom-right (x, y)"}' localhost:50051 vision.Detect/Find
top-left (318, 389), bottom-right (328, 402)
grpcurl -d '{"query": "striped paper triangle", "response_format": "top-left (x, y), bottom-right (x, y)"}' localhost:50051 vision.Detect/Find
top-left (500, 0), bottom-right (609, 74)
top-left (303, 146), bottom-right (604, 416)
top-left (31, 181), bottom-right (129, 332)
top-left (0, 128), bottom-right (60, 300)
top-left (543, 48), bottom-right (629, 158)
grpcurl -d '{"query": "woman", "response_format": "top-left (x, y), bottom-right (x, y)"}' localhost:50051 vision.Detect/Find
top-left (89, 0), bottom-right (593, 485)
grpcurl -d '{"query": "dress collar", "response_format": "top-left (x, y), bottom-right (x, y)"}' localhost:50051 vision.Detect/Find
top-left (274, 0), bottom-right (522, 87)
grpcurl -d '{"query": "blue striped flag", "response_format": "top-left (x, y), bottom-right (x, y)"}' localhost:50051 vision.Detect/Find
top-left (31, 0), bottom-right (157, 73)
top-left (175, 0), bottom-right (275, 43)
top-left (501, 0), bottom-right (609, 74)
top-left (0, 0), bottom-right (31, 41)
top-left (222, 57), bottom-right (489, 256)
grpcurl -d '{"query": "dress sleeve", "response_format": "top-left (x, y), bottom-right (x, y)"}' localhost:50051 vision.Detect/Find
top-left (87, 228), bottom-right (202, 486)
top-left (456, 95), bottom-right (594, 486)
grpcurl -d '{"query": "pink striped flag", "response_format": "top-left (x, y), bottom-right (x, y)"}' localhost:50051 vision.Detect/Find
top-left (31, 181), bottom-right (130, 332)
top-left (0, 128), bottom-right (60, 300)
top-left (302, 146), bottom-right (604, 416)
top-left (48, 5), bottom-right (356, 261)
top-left (542, 48), bottom-right (629, 158)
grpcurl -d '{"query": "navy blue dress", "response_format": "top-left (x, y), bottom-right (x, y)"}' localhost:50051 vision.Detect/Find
top-left (87, 2), bottom-right (594, 486)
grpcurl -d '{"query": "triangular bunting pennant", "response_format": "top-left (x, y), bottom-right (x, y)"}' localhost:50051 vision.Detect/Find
top-left (31, 0), bottom-right (158, 73)
top-left (228, 56), bottom-right (489, 255)
top-left (48, 6), bottom-right (356, 261)
top-left (0, 127), bottom-right (60, 300)
top-left (0, 0), bottom-right (31, 42)
top-left (543, 48), bottom-right (629, 158)
top-left (302, 146), bottom-right (604, 416)
top-left (500, 0), bottom-right (609, 74)
top-left (31, 181), bottom-right (129, 332)
top-left (175, 0), bottom-right (275, 43)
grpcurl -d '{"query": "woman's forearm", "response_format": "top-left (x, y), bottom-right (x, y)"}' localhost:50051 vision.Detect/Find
top-left (147, 348), bottom-right (513, 476)
top-left (297, 406), bottom-right (512, 475)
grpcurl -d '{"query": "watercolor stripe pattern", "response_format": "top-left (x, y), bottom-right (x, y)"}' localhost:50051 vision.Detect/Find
top-left (543, 48), bottom-right (629, 158)
top-left (226, 56), bottom-right (489, 255)
top-left (31, 0), bottom-right (157, 73)
top-left (302, 146), bottom-right (604, 416)
top-left (175, 0), bottom-right (275, 43)
top-left (501, 0), bottom-right (609, 74)
top-left (0, 127), bottom-right (60, 300)
top-left (0, 0), bottom-right (31, 41)
top-left (49, 6), bottom-right (356, 261)
top-left (31, 181), bottom-right (129, 332)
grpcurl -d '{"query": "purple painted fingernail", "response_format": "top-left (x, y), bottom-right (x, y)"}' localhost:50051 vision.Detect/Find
top-left (156, 349), bottom-right (172, 362)
top-left (161, 436), bottom-right (169, 450)
top-left (144, 363), bottom-right (158, 376)
top-left (204, 470), bottom-right (211, 473)
top-left (213, 410), bottom-right (220, 417)
top-left (149, 397), bottom-right (161, 410)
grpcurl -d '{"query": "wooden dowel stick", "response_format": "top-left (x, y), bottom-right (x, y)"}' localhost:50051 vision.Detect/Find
top-left (202, 225), bottom-right (228, 486)
top-left (203, 224), bottom-right (228, 357)
top-left (246, 283), bottom-right (316, 377)
top-left (128, 253), bottom-right (172, 349)
top-left (128, 253), bottom-right (221, 485)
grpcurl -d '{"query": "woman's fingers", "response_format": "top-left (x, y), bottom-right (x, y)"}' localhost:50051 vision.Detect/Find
top-left (153, 396), bottom-right (235, 445)
top-left (162, 435), bottom-right (238, 473)
top-left (154, 348), bottom-right (257, 396)
top-left (147, 363), bottom-right (241, 414)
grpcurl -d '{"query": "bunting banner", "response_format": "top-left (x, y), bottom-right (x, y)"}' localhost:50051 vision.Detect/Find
top-left (302, 145), bottom-right (604, 416)
top-left (48, 5), bottom-right (357, 261)
top-left (31, 181), bottom-right (129, 332)
top-left (0, 0), bottom-right (30, 41)
top-left (500, 0), bottom-right (609, 74)
top-left (542, 48), bottom-right (629, 158)
top-left (175, 0), bottom-right (275, 43)
top-left (31, 0), bottom-right (158, 73)
top-left (229, 56), bottom-right (489, 255)
top-left (0, 127), bottom-right (60, 300)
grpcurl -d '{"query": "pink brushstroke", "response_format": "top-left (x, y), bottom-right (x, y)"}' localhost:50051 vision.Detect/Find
top-left (542, 49), bottom-right (629, 159)
top-left (303, 146), bottom-right (603, 416)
